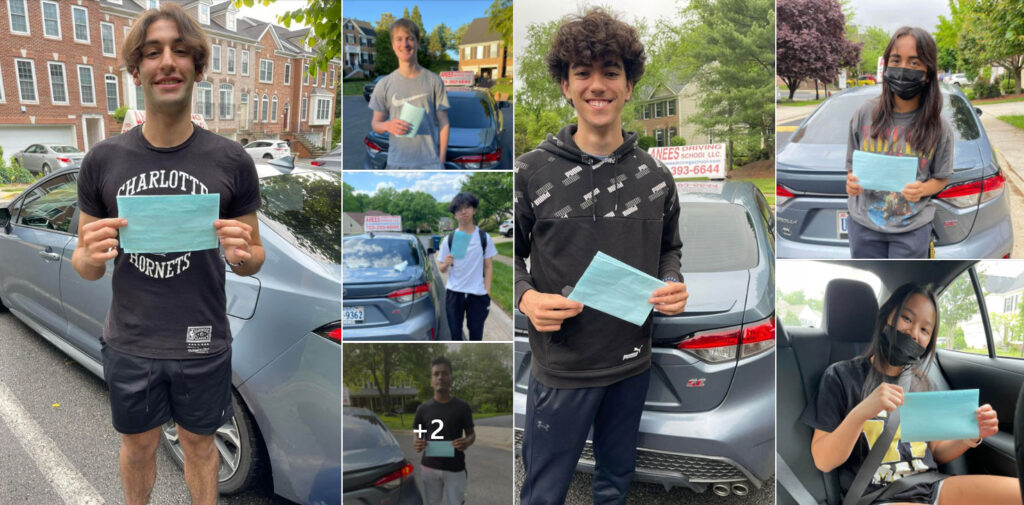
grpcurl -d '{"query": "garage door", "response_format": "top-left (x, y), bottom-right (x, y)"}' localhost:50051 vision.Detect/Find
top-left (0, 125), bottom-right (75, 156)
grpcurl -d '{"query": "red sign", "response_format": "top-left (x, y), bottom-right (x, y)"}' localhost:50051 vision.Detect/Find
top-left (364, 215), bottom-right (402, 232)
top-left (648, 143), bottom-right (728, 179)
top-left (441, 71), bottom-right (474, 87)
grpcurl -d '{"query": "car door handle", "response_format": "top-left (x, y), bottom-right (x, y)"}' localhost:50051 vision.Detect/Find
top-left (39, 250), bottom-right (60, 261)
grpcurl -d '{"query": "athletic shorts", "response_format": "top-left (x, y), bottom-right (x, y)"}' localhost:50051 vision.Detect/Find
top-left (874, 476), bottom-right (947, 505)
top-left (101, 344), bottom-right (233, 436)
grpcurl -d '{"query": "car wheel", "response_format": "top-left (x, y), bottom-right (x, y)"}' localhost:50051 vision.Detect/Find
top-left (505, 230), bottom-right (513, 237)
top-left (262, 153), bottom-right (273, 160)
top-left (42, 164), bottom-right (51, 175)
top-left (954, 82), bottom-right (961, 87)
top-left (160, 390), bottom-right (267, 495)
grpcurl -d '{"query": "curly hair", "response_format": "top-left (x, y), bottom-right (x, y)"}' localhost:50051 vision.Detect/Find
top-left (545, 8), bottom-right (646, 86)
top-left (122, 2), bottom-right (209, 77)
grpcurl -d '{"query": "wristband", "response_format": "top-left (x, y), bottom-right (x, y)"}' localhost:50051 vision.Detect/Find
top-left (224, 254), bottom-right (246, 268)
top-left (963, 437), bottom-right (982, 448)
top-left (661, 277), bottom-right (680, 284)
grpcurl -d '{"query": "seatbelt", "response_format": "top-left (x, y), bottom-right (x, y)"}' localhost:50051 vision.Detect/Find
top-left (842, 370), bottom-right (912, 505)
top-left (777, 452), bottom-right (820, 505)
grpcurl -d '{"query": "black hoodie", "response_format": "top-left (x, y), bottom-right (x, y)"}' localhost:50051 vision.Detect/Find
top-left (514, 124), bottom-right (683, 388)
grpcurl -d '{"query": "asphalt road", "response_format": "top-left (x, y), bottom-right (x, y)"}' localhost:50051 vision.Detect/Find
top-left (341, 92), bottom-right (513, 171)
top-left (395, 422), bottom-right (514, 505)
top-left (0, 312), bottom-right (292, 504)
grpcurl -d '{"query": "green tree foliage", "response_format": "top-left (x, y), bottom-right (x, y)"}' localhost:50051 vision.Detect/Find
top-left (670, 136), bottom-right (687, 146)
top-left (428, 23), bottom-right (454, 60)
top-left (344, 344), bottom-right (446, 413)
top-left (954, 0), bottom-right (1024, 95)
top-left (938, 272), bottom-right (983, 340)
top-left (459, 172), bottom-right (513, 225)
top-left (848, 25), bottom-right (890, 77)
top-left (514, 19), bottom-right (573, 156)
top-left (374, 13), bottom-right (399, 75)
top-left (487, 0), bottom-right (513, 78)
top-left (448, 344), bottom-right (513, 412)
top-left (234, 0), bottom-right (339, 73)
top-left (936, 0), bottom-right (965, 72)
top-left (453, 22), bottom-right (471, 51)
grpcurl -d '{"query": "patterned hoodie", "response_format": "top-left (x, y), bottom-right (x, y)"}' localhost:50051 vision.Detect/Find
top-left (514, 124), bottom-right (683, 388)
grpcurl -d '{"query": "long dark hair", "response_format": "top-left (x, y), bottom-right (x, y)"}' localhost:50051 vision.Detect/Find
top-left (870, 27), bottom-right (944, 156)
top-left (859, 283), bottom-right (939, 397)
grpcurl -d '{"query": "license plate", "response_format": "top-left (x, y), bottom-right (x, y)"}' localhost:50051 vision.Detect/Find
top-left (837, 211), bottom-right (849, 239)
top-left (343, 306), bottom-right (364, 324)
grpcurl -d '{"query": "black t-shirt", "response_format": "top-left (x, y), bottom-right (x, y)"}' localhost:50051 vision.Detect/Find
top-left (801, 357), bottom-right (941, 502)
top-left (77, 125), bottom-right (260, 359)
top-left (413, 397), bottom-right (474, 472)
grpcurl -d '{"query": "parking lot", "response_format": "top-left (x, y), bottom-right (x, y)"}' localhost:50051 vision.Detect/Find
top-left (0, 311), bottom-right (292, 503)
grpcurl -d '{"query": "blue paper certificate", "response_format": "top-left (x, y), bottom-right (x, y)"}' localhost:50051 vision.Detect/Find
top-left (425, 441), bottom-right (455, 458)
top-left (567, 251), bottom-right (668, 326)
top-left (852, 150), bottom-right (918, 193)
top-left (117, 193), bottom-right (220, 254)
top-left (900, 389), bottom-right (979, 442)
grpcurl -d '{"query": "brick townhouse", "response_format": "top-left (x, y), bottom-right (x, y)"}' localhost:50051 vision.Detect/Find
top-left (0, 0), bottom-right (338, 158)
top-left (458, 16), bottom-right (511, 81)
top-left (342, 17), bottom-right (375, 78)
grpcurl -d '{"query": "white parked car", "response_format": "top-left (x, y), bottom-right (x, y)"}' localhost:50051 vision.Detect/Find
top-left (947, 73), bottom-right (970, 87)
top-left (243, 140), bottom-right (292, 161)
top-left (499, 218), bottom-right (513, 237)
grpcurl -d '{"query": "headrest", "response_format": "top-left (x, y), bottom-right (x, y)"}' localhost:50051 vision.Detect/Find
top-left (823, 279), bottom-right (878, 343)
top-left (777, 320), bottom-right (791, 348)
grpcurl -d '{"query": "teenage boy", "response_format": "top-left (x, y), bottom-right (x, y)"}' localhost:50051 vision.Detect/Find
top-left (414, 356), bottom-right (476, 505)
top-left (72, 5), bottom-right (263, 505)
top-left (369, 18), bottom-right (450, 169)
top-left (513, 9), bottom-right (688, 504)
top-left (438, 192), bottom-right (499, 341)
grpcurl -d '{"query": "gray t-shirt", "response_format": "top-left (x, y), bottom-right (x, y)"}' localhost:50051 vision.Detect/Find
top-left (846, 97), bottom-right (954, 233)
top-left (369, 68), bottom-right (449, 169)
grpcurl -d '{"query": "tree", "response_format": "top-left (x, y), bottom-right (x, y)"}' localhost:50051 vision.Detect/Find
top-left (460, 172), bottom-right (513, 225)
top-left (234, 0), bottom-right (339, 74)
top-left (428, 23), bottom-right (454, 61)
top-left (453, 22), bottom-right (471, 54)
top-left (514, 19), bottom-right (575, 156)
top-left (344, 344), bottom-right (446, 413)
top-left (448, 344), bottom-right (513, 412)
top-left (849, 25), bottom-right (889, 77)
top-left (777, 0), bottom-right (861, 100)
top-left (936, 0), bottom-right (966, 73)
top-left (487, 0), bottom-right (513, 78)
top-left (374, 13), bottom-right (399, 75)
top-left (956, 0), bottom-right (1024, 95)
top-left (391, 190), bottom-right (444, 232)
top-left (938, 272), bottom-right (984, 341)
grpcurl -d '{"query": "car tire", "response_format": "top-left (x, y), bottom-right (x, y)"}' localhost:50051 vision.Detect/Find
top-left (262, 153), bottom-right (273, 160)
top-left (42, 164), bottom-right (51, 175)
top-left (505, 230), bottom-right (513, 237)
top-left (954, 82), bottom-right (961, 87)
top-left (160, 390), bottom-right (267, 495)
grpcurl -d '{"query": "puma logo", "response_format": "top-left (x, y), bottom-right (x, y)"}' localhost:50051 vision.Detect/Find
top-left (622, 345), bottom-right (643, 360)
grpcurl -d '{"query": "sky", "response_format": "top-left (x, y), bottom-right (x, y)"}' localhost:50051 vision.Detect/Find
top-left (344, 172), bottom-right (470, 203)
top-left (342, 0), bottom-right (494, 35)
top-left (846, 0), bottom-right (950, 34)
top-left (235, 1), bottom-right (311, 29)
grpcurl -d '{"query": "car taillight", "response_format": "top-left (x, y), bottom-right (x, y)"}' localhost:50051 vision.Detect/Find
top-left (373, 463), bottom-right (414, 490)
top-left (935, 173), bottom-right (1005, 208)
top-left (387, 283), bottom-right (430, 303)
top-left (452, 148), bottom-right (501, 169)
top-left (678, 315), bottom-right (776, 363)
top-left (310, 160), bottom-right (325, 166)
top-left (364, 137), bottom-right (383, 154)
top-left (313, 321), bottom-right (341, 343)
top-left (776, 184), bottom-right (795, 206)
top-left (57, 157), bottom-right (71, 163)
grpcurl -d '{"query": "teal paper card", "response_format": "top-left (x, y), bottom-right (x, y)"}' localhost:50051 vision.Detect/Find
top-left (900, 389), bottom-right (979, 442)
top-left (425, 441), bottom-right (455, 458)
top-left (451, 230), bottom-right (471, 260)
top-left (852, 150), bottom-right (918, 193)
top-left (567, 251), bottom-right (667, 326)
top-left (117, 194), bottom-right (220, 254)
top-left (399, 102), bottom-right (426, 138)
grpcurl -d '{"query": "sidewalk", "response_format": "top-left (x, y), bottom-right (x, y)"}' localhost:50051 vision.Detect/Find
top-left (439, 265), bottom-right (513, 341)
top-left (977, 101), bottom-right (1024, 258)
top-left (775, 104), bottom-right (818, 124)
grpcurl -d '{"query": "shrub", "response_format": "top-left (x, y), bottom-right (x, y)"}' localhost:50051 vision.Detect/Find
top-left (1000, 78), bottom-right (1017, 95)
top-left (971, 77), bottom-right (1001, 99)
top-left (670, 136), bottom-right (686, 146)
top-left (965, 87), bottom-right (976, 100)
top-left (637, 135), bottom-right (656, 150)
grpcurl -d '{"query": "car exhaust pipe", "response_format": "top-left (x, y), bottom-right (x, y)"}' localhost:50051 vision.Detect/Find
top-left (712, 483), bottom-right (731, 496)
top-left (732, 482), bottom-right (749, 496)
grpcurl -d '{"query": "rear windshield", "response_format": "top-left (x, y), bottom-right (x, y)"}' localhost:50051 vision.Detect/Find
top-left (679, 202), bottom-right (758, 272)
top-left (258, 171), bottom-right (341, 264)
top-left (448, 95), bottom-right (493, 129)
top-left (343, 236), bottom-right (421, 270)
top-left (791, 90), bottom-right (980, 145)
top-left (343, 411), bottom-right (396, 451)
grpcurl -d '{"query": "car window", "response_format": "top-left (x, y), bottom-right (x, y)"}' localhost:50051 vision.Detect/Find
top-left (14, 174), bottom-right (78, 233)
top-left (276, 142), bottom-right (288, 149)
top-left (448, 95), bottom-right (493, 129)
top-left (754, 190), bottom-right (775, 253)
top-left (679, 202), bottom-right (758, 272)
top-left (940, 261), bottom-right (1024, 359)
top-left (25, 145), bottom-right (39, 153)
top-left (344, 237), bottom-right (421, 270)
top-left (51, 145), bottom-right (80, 153)
top-left (258, 171), bottom-right (341, 264)
top-left (777, 261), bottom-right (882, 328)
top-left (343, 411), bottom-right (396, 451)
top-left (791, 90), bottom-right (980, 145)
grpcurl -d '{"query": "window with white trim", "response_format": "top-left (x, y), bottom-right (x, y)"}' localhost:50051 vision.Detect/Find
top-left (240, 92), bottom-right (247, 104)
top-left (251, 93), bottom-right (258, 120)
top-left (15, 59), bottom-right (37, 103)
top-left (134, 81), bottom-right (144, 108)
top-left (259, 59), bottom-right (273, 83)
top-left (283, 63), bottom-right (291, 85)
top-left (41, 1), bottom-right (60, 38)
top-left (101, 23), bottom-right (116, 57)
top-left (8, 0), bottom-right (28, 35)
top-left (47, 62), bottom-right (67, 104)
top-left (219, 83), bottom-right (232, 119)
top-left (227, 47), bottom-right (235, 74)
top-left (313, 96), bottom-right (331, 124)
top-left (241, 50), bottom-right (249, 76)
top-left (261, 94), bottom-right (268, 122)
top-left (300, 96), bottom-right (307, 121)
top-left (330, 68), bottom-right (335, 87)
top-left (78, 65), bottom-right (95, 105)
top-left (212, 45), bottom-right (221, 73)
top-left (147, 0), bottom-right (159, 9)
top-left (71, 6), bottom-right (88, 42)
top-left (226, 12), bottom-right (236, 31)
top-left (196, 81), bottom-right (212, 118)
top-left (105, 74), bottom-right (119, 113)
top-left (0, 63), bottom-right (6, 102)
top-left (476, 45), bottom-right (483, 59)
top-left (198, 4), bottom-right (209, 25)
top-left (302, 63), bottom-right (309, 85)
top-left (271, 96), bottom-right (277, 121)
top-left (319, 71), bottom-right (326, 87)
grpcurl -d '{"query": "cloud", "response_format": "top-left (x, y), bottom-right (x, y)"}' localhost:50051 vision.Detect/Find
top-left (374, 181), bottom-right (396, 193)
top-left (409, 173), bottom-right (468, 199)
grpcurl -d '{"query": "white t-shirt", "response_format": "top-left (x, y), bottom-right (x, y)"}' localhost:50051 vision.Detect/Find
top-left (438, 226), bottom-right (498, 296)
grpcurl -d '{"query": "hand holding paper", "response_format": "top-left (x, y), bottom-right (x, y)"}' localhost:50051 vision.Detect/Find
top-left (977, 403), bottom-right (999, 439)
top-left (399, 102), bottom-right (426, 138)
top-left (899, 389), bottom-right (979, 442)
top-left (78, 217), bottom-right (128, 267)
top-left (215, 218), bottom-right (253, 264)
top-left (851, 150), bottom-right (918, 193)
top-left (568, 251), bottom-right (667, 326)
top-left (650, 282), bottom-right (688, 315)
top-left (425, 441), bottom-right (455, 458)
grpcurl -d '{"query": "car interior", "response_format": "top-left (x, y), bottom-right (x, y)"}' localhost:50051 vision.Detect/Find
top-left (777, 260), bottom-right (1023, 505)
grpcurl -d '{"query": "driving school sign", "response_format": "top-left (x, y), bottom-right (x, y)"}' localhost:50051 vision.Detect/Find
top-left (440, 71), bottom-right (474, 87)
top-left (365, 215), bottom-right (402, 232)
top-left (648, 143), bottom-right (728, 180)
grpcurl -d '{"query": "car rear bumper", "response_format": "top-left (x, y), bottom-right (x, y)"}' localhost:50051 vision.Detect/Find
top-left (342, 307), bottom-right (438, 341)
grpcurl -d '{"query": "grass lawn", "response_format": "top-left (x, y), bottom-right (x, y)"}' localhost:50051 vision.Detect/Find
top-left (491, 262), bottom-right (513, 315)
top-left (778, 99), bottom-right (824, 106)
top-left (972, 95), bottom-right (1024, 105)
top-left (343, 79), bottom-right (368, 97)
top-left (998, 115), bottom-right (1024, 130)
top-left (495, 241), bottom-right (513, 258)
top-left (748, 177), bottom-right (776, 206)
top-left (492, 77), bottom-right (513, 100)
top-left (380, 411), bottom-right (510, 432)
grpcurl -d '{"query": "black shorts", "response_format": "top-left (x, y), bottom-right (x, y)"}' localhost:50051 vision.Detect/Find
top-left (101, 345), bottom-right (233, 436)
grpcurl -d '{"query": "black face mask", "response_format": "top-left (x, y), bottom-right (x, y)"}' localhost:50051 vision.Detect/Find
top-left (879, 324), bottom-right (926, 367)
top-left (884, 66), bottom-right (928, 100)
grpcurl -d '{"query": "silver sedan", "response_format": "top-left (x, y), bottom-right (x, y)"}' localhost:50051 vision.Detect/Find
top-left (14, 143), bottom-right (84, 175)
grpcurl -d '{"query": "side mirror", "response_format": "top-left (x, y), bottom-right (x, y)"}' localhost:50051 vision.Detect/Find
top-left (498, 101), bottom-right (511, 109)
top-left (975, 107), bottom-right (983, 117)
top-left (0, 207), bottom-right (10, 231)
